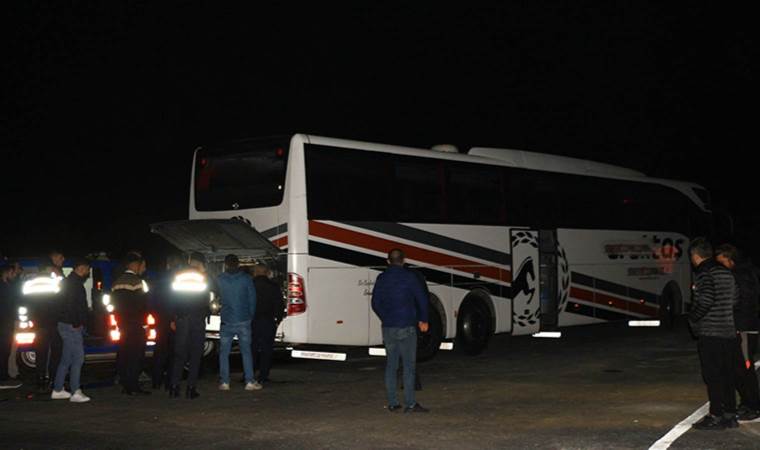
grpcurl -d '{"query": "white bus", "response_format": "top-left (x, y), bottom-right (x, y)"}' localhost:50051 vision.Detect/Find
top-left (152, 134), bottom-right (712, 361)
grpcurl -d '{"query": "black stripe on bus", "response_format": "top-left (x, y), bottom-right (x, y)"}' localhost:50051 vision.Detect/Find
top-left (308, 240), bottom-right (507, 298)
top-left (260, 223), bottom-right (288, 239)
top-left (571, 271), bottom-right (660, 305)
top-left (341, 221), bottom-right (512, 266)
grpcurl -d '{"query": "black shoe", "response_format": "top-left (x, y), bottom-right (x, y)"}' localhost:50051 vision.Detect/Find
top-left (692, 414), bottom-right (726, 430)
top-left (135, 387), bottom-right (152, 396)
top-left (722, 415), bottom-right (739, 428)
top-left (403, 403), bottom-right (429, 413)
top-left (122, 388), bottom-right (138, 396)
top-left (0, 379), bottom-right (22, 390)
top-left (186, 386), bottom-right (200, 399)
top-left (169, 385), bottom-right (180, 398)
top-left (737, 406), bottom-right (760, 421)
top-left (387, 405), bottom-right (402, 412)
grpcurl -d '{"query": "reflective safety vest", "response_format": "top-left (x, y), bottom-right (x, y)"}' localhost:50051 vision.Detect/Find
top-left (171, 270), bottom-right (213, 317)
top-left (22, 273), bottom-right (63, 296)
top-left (20, 273), bottom-right (63, 325)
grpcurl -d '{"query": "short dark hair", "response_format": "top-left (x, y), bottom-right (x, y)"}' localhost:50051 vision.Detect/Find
top-left (70, 257), bottom-right (91, 270)
top-left (224, 254), bottom-right (240, 270)
top-left (715, 243), bottom-right (739, 262)
top-left (689, 237), bottom-right (713, 259)
top-left (387, 248), bottom-right (405, 266)
top-left (124, 252), bottom-right (144, 266)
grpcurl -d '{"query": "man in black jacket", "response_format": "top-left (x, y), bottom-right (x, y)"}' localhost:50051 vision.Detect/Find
top-left (113, 253), bottom-right (150, 395)
top-left (251, 264), bottom-right (284, 385)
top-left (51, 258), bottom-right (91, 402)
top-left (716, 244), bottom-right (760, 420)
top-left (689, 238), bottom-right (739, 430)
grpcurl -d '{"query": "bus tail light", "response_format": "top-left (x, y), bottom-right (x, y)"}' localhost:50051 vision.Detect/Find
top-left (108, 314), bottom-right (120, 342)
top-left (16, 332), bottom-right (35, 345)
top-left (287, 272), bottom-right (306, 315)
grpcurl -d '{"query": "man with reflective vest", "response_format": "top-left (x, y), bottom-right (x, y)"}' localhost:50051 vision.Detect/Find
top-left (168, 252), bottom-right (212, 399)
top-left (112, 253), bottom-right (151, 395)
top-left (21, 262), bottom-right (64, 391)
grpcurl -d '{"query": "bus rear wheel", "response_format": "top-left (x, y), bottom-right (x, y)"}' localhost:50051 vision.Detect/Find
top-left (457, 299), bottom-right (492, 355)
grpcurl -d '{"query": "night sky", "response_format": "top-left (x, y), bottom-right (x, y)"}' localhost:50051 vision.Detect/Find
top-left (3, 4), bottom-right (755, 265)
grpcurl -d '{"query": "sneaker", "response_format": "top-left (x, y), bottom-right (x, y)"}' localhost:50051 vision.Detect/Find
top-left (0, 379), bottom-right (22, 390)
top-left (387, 404), bottom-right (402, 412)
top-left (692, 414), bottom-right (726, 430)
top-left (219, 383), bottom-right (230, 391)
top-left (51, 389), bottom-right (72, 400)
top-left (70, 389), bottom-right (91, 403)
top-left (403, 403), bottom-right (429, 413)
top-left (245, 382), bottom-right (263, 391)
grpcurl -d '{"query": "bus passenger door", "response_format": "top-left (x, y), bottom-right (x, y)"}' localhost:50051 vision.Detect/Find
top-left (538, 230), bottom-right (559, 331)
top-left (510, 229), bottom-right (540, 335)
top-left (307, 267), bottom-right (370, 346)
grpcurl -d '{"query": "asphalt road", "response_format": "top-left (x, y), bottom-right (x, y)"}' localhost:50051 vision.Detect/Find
top-left (2, 319), bottom-right (759, 449)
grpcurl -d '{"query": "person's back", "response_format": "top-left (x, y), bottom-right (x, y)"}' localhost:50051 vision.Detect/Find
top-left (732, 258), bottom-right (760, 332)
top-left (372, 266), bottom-right (427, 328)
top-left (218, 271), bottom-right (256, 324)
top-left (252, 275), bottom-right (283, 323)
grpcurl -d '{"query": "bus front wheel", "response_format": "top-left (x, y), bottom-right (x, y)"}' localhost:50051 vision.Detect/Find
top-left (457, 299), bottom-right (492, 355)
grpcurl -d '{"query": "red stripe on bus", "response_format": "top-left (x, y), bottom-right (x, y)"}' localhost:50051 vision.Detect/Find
top-left (272, 236), bottom-right (288, 248)
top-left (570, 286), bottom-right (658, 317)
top-left (309, 221), bottom-right (512, 283)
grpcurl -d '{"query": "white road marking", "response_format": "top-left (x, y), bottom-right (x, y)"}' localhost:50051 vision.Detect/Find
top-left (649, 360), bottom-right (760, 449)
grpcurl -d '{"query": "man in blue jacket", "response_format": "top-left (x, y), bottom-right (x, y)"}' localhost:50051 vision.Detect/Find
top-left (216, 254), bottom-right (259, 391)
top-left (371, 248), bottom-right (429, 413)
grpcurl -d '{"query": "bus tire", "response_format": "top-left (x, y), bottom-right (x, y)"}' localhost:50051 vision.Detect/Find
top-left (417, 305), bottom-right (443, 362)
top-left (457, 297), bottom-right (492, 356)
top-left (17, 350), bottom-right (37, 375)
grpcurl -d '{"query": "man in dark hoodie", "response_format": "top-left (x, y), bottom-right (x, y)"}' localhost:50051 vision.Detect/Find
top-left (51, 258), bottom-right (91, 403)
top-left (689, 238), bottom-right (739, 430)
top-left (716, 244), bottom-right (760, 420)
top-left (251, 264), bottom-right (283, 385)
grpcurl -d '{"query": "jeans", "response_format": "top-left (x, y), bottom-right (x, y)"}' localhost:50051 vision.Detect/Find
top-left (382, 326), bottom-right (417, 408)
top-left (219, 320), bottom-right (254, 384)
top-left (54, 322), bottom-right (84, 392)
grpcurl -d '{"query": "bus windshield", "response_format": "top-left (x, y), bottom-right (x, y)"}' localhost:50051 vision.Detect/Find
top-left (194, 137), bottom-right (289, 211)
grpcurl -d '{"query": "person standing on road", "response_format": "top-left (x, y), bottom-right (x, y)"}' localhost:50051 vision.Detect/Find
top-left (217, 254), bottom-right (259, 391)
top-left (0, 264), bottom-right (22, 389)
top-left (150, 253), bottom-right (183, 390)
top-left (168, 252), bottom-right (211, 399)
top-left (251, 263), bottom-right (283, 385)
top-left (112, 253), bottom-right (151, 396)
top-left (716, 243), bottom-right (760, 420)
top-left (51, 257), bottom-right (91, 403)
top-left (371, 248), bottom-right (429, 413)
top-left (27, 253), bottom-right (65, 391)
top-left (689, 238), bottom-right (739, 430)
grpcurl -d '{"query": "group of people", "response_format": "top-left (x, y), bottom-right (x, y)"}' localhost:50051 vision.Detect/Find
top-left (688, 239), bottom-right (760, 430)
top-left (0, 249), bottom-right (285, 403)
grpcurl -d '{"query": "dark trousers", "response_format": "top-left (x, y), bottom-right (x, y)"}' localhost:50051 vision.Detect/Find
top-left (170, 315), bottom-right (205, 387)
top-left (151, 320), bottom-right (174, 386)
top-left (0, 331), bottom-right (12, 380)
top-left (117, 324), bottom-right (146, 391)
top-left (698, 336), bottom-right (737, 416)
top-left (735, 333), bottom-right (760, 409)
top-left (252, 319), bottom-right (276, 382)
top-left (34, 324), bottom-right (62, 382)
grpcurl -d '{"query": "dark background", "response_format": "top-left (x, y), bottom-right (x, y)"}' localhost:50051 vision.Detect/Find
top-left (2, 3), bottom-right (755, 266)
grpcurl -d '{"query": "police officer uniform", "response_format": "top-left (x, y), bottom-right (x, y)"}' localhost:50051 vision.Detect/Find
top-left (21, 270), bottom-right (63, 390)
top-left (168, 253), bottom-right (211, 399)
top-left (112, 256), bottom-right (150, 395)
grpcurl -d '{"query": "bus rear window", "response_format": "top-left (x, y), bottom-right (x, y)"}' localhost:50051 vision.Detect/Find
top-left (194, 138), bottom-right (289, 211)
